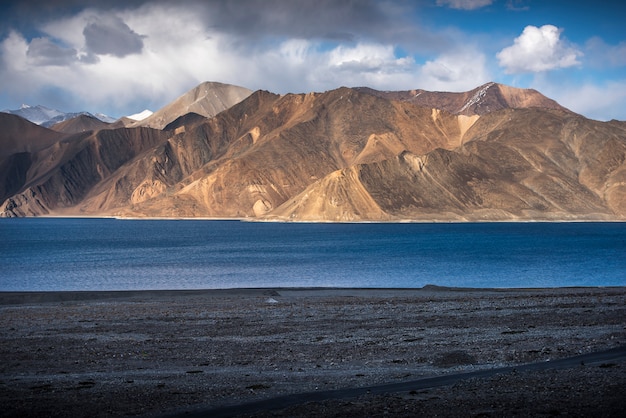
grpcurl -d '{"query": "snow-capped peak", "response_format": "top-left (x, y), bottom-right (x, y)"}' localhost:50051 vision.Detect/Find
top-left (458, 82), bottom-right (495, 113)
top-left (2, 104), bottom-right (115, 127)
top-left (127, 109), bottom-right (153, 121)
top-left (3, 104), bottom-right (64, 125)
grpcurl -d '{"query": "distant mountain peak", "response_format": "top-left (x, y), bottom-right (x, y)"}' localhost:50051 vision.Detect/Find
top-left (130, 81), bottom-right (253, 129)
top-left (94, 113), bottom-right (116, 123)
top-left (50, 113), bottom-right (112, 134)
top-left (2, 104), bottom-right (114, 127)
top-left (127, 109), bottom-right (153, 121)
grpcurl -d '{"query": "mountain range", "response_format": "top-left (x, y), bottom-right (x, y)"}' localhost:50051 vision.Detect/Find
top-left (1, 81), bottom-right (625, 221)
top-left (2, 104), bottom-right (116, 127)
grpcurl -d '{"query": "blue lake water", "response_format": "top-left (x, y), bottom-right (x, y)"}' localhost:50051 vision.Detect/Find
top-left (0, 218), bottom-right (625, 291)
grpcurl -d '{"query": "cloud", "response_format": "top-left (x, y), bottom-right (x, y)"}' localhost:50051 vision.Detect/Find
top-left (0, 31), bottom-right (85, 109)
top-left (83, 15), bottom-right (144, 57)
top-left (2, 1), bottom-right (479, 117)
top-left (0, 1), bottom-right (495, 120)
top-left (242, 39), bottom-right (492, 95)
top-left (26, 37), bottom-right (78, 66)
top-left (421, 48), bottom-right (492, 90)
top-left (225, 39), bottom-right (420, 94)
top-left (436, 0), bottom-right (493, 10)
top-left (497, 25), bottom-right (582, 73)
top-left (196, 0), bottom-right (393, 42)
top-left (1, 31), bottom-right (29, 73)
top-left (505, 0), bottom-right (530, 11)
top-left (329, 43), bottom-right (414, 74)
top-left (584, 37), bottom-right (626, 69)
top-left (537, 79), bottom-right (626, 121)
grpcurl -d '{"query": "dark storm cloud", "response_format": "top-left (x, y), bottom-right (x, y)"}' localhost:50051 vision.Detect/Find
top-left (194, 0), bottom-right (449, 55)
top-left (199, 0), bottom-right (443, 49)
top-left (1, 0), bottom-right (389, 38)
top-left (26, 37), bottom-right (78, 66)
top-left (83, 15), bottom-right (145, 57)
top-left (1, 0), bottom-right (444, 54)
top-left (202, 0), bottom-right (386, 39)
top-left (0, 0), bottom-right (143, 33)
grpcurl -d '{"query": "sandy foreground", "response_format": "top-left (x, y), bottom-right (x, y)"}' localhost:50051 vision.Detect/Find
top-left (1, 286), bottom-right (625, 417)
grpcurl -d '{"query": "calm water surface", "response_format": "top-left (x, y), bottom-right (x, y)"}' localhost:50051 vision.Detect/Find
top-left (0, 218), bottom-right (624, 291)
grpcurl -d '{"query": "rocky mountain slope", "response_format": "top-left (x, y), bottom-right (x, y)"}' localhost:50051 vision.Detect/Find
top-left (1, 82), bottom-right (625, 221)
top-left (356, 82), bottom-right (569, 116)
top-left (273, 108), bottom-right (626, 221)
top-left (0, 113), bottom-right (69, 204)
top-left (50, 114), bottom-right (112, 134)
top-left (125, 81), bottom-right (253, 129)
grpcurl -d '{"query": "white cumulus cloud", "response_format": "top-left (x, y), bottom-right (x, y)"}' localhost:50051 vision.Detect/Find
top-left (497, 25), bottom-right (582, 74)
top-left (328, 43), bottom-right (413, 73)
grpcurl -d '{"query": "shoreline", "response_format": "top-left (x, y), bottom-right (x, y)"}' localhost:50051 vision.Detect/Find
top-left (2, 285), bottom-right (625, 305)
top-left (3, 214), bottom-right (626, 223)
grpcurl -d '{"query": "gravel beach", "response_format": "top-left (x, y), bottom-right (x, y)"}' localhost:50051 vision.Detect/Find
top-left (1, 287), bottom-right (625, 417)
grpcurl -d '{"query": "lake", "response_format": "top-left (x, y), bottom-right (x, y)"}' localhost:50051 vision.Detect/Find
top-left (0, 218), bottom-right (624, 291)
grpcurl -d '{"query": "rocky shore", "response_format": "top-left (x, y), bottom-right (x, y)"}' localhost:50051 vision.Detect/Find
top-left (1, 287), bottom-right (625, 417)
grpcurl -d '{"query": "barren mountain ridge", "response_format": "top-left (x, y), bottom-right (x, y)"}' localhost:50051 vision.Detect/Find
top-left (1, 81), bottom-right (625, 221)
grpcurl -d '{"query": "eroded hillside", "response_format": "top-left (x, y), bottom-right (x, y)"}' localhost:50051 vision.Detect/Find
top-left (1, 82), bottom-right (625, 221)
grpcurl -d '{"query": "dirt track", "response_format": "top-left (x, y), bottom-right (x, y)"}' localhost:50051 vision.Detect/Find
top-left (1, 287), bottom-right (625, 417)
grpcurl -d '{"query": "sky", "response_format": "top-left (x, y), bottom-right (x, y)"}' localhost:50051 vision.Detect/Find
top-left (0, 0), bottom-right (625, 121)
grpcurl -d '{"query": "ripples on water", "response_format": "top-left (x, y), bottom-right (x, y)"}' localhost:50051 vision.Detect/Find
top-left (1, 218), bottom-right (624, 291)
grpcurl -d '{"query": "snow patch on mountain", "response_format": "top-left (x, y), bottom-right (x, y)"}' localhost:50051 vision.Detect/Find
top-left (458, 82), bottom-right (495, 113)
top-left (94, 113), bottom-right (116, 123)
top-left (127, 109), bottom-right (154, 121)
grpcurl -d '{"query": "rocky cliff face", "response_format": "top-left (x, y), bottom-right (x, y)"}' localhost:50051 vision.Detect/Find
top-left (1, 127), bottom-right (169, 216)
top-left (1, 82), bottom-right (625, 221)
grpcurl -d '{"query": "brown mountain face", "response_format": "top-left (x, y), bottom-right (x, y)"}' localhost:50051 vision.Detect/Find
top-left (50, 114), bottom-right (111, 134)
top-left (0, 113), bottom-right (70, 204)
top-left (356, 82), bottom-right (569, 116)
top-left (0, 113), bottom-right (67, 158)
top-left (114, 88), bottom-right (473, 219)
top-left (163, 112), bottom-right (208, 132)
top-left (1, 82), bottom-right (625, 221)
top-left (273, 109), bottom-right (626, 221)
top-left (128, 81), bottom-right (253, 130)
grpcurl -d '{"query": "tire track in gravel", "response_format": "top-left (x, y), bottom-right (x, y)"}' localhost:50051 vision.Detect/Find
top-left (169, 345), bottom-right (626, 418)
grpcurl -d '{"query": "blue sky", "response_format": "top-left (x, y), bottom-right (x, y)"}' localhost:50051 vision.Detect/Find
top-left (0, 0), bottom-right (624, 121)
